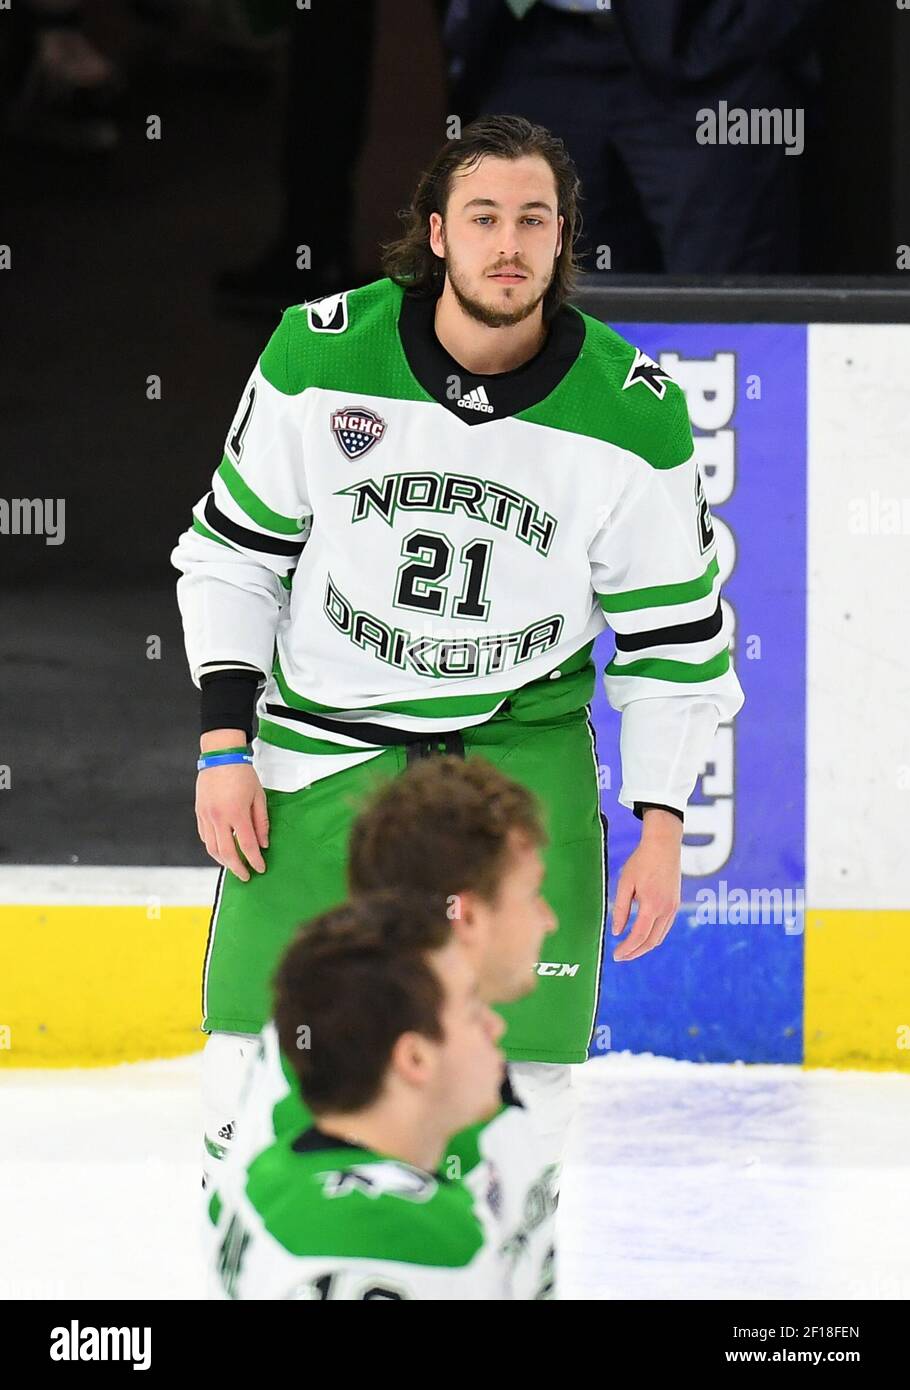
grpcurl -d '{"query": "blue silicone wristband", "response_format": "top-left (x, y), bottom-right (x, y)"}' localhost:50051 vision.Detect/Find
top-left (197, 752), bottom-right (254, 770)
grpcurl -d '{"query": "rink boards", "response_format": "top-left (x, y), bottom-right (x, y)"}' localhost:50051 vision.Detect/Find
top-left (1, 323), bottom-right (908, 1070)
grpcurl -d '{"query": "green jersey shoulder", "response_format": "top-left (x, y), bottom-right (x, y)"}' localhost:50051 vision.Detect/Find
top-left (266, 278), bottom-right (693, 473)
top-left (263, 279), bottom-right (425, 405)
top-left (208, 1131), bottom-right (501, 1300)
top-left (250, 1137), bottom-right (483, 1265)
top-left (523, 307), bottom-right (694, 470)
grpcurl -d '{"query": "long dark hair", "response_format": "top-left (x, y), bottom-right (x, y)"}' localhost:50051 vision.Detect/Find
top-left (382, 114), bottom-right (583, 320)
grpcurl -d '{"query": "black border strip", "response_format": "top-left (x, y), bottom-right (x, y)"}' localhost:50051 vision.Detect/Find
top-left (572, 274), bottom-right (910, 324)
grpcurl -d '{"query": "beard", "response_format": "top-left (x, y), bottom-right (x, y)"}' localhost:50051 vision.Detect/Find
top-left (444, 251), bottom-right (552, 328)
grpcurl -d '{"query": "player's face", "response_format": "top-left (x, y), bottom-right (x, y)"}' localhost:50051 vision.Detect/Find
top-left (429, 154), bottom-right (564, 329)
top-left (429, 940), bottom-right (506, 1131)
top-left (480, 832), bottom-right (557, 1003)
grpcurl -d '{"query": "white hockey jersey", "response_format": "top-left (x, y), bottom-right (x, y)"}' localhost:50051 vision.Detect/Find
top-left (212, 1021), bottom-right (557, 1299)
top-left (207, 1133), bottom-right (503, 1301)
top-left (171, 278), bottom-right (743, 811)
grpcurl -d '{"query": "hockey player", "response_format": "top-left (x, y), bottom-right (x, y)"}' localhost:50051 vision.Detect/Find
top-left (173, 113), bottom-right (744, 1205)
top-left (210, 755), bottom-right (562, 1300)
top-left (209, 890), bottom-right (507, 1301)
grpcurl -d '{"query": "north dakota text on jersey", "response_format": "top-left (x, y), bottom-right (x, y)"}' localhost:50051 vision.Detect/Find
top-left (334, 471), bottom-right (557, 556)
top-left (324, 573), bottom-right (564, 678)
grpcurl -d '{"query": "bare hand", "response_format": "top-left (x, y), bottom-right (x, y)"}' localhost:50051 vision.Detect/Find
top-left (611, 811), bottom-right (682, 961)
top-left (196, 763), bottom-right (269, 882)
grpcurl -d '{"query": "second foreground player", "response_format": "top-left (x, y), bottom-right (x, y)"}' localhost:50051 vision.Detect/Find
top-left (209, 891), bottom-right (507, 1301)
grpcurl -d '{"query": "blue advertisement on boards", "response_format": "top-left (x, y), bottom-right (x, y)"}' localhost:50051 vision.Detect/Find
top-left (591, 324), bottom-right (807, 1063)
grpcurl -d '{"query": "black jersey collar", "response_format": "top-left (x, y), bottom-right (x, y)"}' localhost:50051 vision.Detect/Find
top-left (501, 1068), bottom-right (524, 1109)
top-left (292, 1124), bottom-right (448, 1183)
top-left (397, 288), bottom-right (585, 426)
top-left (292, 1125), bottom-right (365, 1156)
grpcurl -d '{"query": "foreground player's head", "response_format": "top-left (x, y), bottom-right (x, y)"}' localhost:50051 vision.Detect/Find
top-left (383, 113), bottom-right (581, 327)
top-left (348, 756), bottom-right (556, 1004)
top-left (273, 889), bottom-right (505, 1152)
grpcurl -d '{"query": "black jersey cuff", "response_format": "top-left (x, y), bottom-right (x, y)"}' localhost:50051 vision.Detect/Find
top-left (633, 801), bottom-right (685, 823)
top-left (200, 669), bottom-right (262, 742)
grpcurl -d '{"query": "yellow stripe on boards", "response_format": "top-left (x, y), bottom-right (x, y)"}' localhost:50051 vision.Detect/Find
top-left (0, 904), bottom-right (209, 1068)
top-left (2, 875), bottom-right (908, 1070)
top-left (804, 909), bottom-right (910, 1072)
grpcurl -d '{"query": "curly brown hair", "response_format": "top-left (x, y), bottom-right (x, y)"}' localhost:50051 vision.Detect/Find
top-left (381, 114), bottom-right (583, 321)
top-left (347, 754), bottom-right (548, 907)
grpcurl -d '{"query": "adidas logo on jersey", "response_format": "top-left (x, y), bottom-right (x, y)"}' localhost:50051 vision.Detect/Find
top-left (456, 385), bottom-right (494, 414)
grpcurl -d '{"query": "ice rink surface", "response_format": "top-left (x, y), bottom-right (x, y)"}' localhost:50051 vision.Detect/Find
top-left (2, 1053), bottom-right (909, 1301)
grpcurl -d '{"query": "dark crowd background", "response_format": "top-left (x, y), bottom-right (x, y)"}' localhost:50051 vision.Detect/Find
top-left (0, 0), bottom-right (908, 863)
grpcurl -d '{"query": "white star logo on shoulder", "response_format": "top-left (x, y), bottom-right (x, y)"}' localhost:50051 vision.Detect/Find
top-left (304, 292), bottom-right (348, 334)
top-left (622, 348), bottom-right (672, 399)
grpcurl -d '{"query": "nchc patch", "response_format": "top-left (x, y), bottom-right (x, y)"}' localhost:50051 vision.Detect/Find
top-left (331, 406), bottom-right (387, 460)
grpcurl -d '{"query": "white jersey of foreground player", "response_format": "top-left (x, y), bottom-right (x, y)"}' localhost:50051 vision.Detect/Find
top-left (207, 1131), bottom-right (504, 1301)
top-left (207, 1024), bottom-right (571, 1299)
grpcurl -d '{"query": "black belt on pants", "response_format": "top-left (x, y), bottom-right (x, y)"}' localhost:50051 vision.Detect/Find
top-left (263, 702), bottom-right (468, 761)
top-left (405, 731), bottom-right (466, 764)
